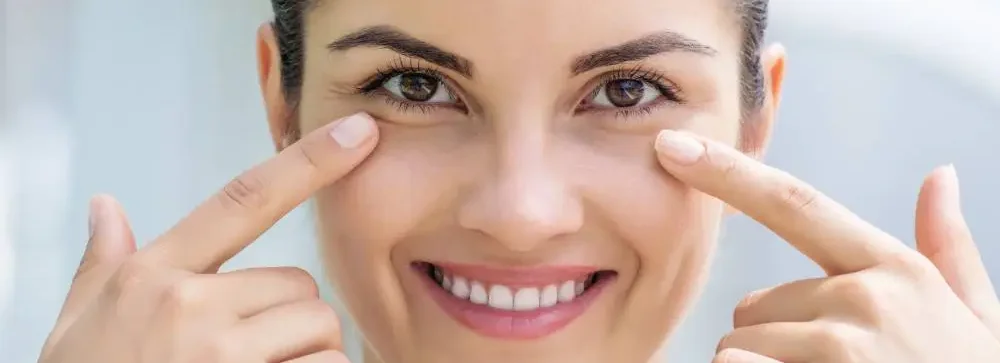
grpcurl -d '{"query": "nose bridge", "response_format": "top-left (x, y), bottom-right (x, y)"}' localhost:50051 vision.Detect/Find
top-left (458, 111), bottom-right (583, 252)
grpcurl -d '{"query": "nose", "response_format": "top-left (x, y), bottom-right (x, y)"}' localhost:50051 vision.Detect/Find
top-left (458, 129), bottom-right (584, 252)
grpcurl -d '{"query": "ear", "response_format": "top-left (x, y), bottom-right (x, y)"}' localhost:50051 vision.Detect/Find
top-left (257, 23), bottom-right (295, 152)
top-left (726, 43), bottom-right (787, 215)
top-left (742, 43), bottom-right (786, 159)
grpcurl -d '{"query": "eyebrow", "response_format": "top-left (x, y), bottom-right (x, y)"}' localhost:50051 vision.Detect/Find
top-left (327, 26), bottom-right (716, 79)
top-left (570, 31), bottom-right (717, 75)
top-left (327, 25), bottom-right (474, 77)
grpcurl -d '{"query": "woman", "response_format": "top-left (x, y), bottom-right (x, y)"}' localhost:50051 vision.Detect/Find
top-left (37, 0), bottom-right (1000, 362)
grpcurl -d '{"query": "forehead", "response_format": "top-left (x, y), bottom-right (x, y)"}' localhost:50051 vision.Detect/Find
top-left (306, 0), bottom-right (742, 69)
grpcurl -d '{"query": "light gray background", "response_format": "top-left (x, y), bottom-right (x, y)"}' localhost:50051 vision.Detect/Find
top-left (3, 1), bottom-right (999, 362)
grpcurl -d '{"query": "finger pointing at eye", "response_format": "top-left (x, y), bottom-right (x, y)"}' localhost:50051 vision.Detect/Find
top-left (136, 113), bottom-right (379, 272)
top-left (653, 130), bottom-right (913, 275)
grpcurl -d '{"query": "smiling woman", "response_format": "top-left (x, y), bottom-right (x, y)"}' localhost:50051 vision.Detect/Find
top-left (255, 1), bottom-right (781, 363)
top-left (35, 0), bottom-right (1000, 363)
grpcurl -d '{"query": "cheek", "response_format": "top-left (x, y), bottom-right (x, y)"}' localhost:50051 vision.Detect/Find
top-left (563, 133), bottom-right (724, 263)
top-left (564, 114), bottom-right (734, 304)
top-left (313, 122), bottom-right (475, 342)
top-left (315, 122), bottom-right (472, 257)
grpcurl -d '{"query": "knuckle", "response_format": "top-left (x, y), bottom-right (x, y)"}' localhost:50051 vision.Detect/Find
top-left (160, 279), bottom-right (207, 313)
top-left (715, 327), bottom-right (747, 354)
top-left (302, 300), bottom-right (342, 335)
top-left (219, 172), bottom-right (269, 211)
top-left (814, 323), bottom-right (864, 361)
top-left (305, 299), bottom-right (341, 323)
top-left (276, 267), bottom-right (320, 297)
top-left (827, 275), bottom-right (886, 324)
top-left (832, 275), bottom-right (878, 305)
top-left (293, 142), bottom-right (323, 171)
top-left (732, 289), bottom-right (765, 328)
top-left (715, 332), bottom-right (734, 353)
top-left (708, 145), bottom-right (743, 183)
top-left (778, 181), bottom-right (820, 213)
top-left (887, 250), bottom-right (936, 280)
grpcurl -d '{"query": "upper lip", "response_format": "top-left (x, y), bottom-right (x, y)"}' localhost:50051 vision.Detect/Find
top-left (422, 262), bottom-right (604, 287)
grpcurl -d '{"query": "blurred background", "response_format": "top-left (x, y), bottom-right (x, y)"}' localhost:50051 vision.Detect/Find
top-left (3, 0), bottom-right (1000, 362)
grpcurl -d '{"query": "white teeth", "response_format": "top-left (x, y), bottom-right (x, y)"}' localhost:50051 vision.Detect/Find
top-left (540, 285), bottom-right (559, 308)
top-left (435, 270), bottom-right (597, 311)
top-left (514, 287), bottom-right (541, 311)
top-left (488, 285), bottom-right (514, 310)
top-left (451, 277), bottom-right (470, 299)
top-left (558, 280), bottom-right (576, 303)
top-left (470, 282), bottom-right (488, 304)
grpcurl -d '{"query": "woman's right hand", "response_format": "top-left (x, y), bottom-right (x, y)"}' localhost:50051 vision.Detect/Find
top-left (38, 113), bottom-right (379, 363)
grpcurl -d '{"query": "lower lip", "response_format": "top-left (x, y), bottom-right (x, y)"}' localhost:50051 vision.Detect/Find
top-left (418, 268), bottom-right (615, 340)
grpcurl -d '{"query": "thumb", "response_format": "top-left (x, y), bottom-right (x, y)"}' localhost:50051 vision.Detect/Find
top-left (42, 195), bottom-right (136, 357)
top-left (915, 165), bottom-right (1000, 336)
top-left (76, 194), bottom-right (136, 278)
top-left (57, 195), bottom-right (136, 326)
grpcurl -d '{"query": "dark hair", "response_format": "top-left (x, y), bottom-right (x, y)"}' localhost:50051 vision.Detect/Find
top-left (270, 0), bottom-right (769, 115)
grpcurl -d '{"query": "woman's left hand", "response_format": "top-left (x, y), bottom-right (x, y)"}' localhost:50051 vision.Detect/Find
top-left (654, 130), bottom-right (1000, 363)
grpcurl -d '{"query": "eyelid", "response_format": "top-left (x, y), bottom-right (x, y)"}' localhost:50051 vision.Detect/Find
top-left (355, 56), bottom-right (464, 92)
top-left (356, 56), bottom-right (475, 108)
top-left (591, 66), bottom-right (684, 101)
top-left (574, 65), bottom-right (685, 113)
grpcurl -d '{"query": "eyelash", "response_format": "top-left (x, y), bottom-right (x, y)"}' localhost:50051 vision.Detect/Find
top-left (354, 58), bottom-right (685, 119)
top-left (355, 58), bottom-right (459, 114)
top-left (583, 66), bottom-right (685, 119)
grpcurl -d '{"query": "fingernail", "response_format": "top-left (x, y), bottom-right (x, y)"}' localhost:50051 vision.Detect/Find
top-left (655, 130), bottom-right (705, 165)
top-left (945, 164), bottom-right (962, 209)
top-left (88, 196), bottom-right (104, 240)
top-left (329, 113), bottom-right (374, 149)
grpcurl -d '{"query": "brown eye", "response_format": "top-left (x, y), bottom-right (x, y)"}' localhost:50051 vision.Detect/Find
top-left (398, 73), bottom-right (436, 101)
top-left (382, 72), bottom-right (457, 104)
top-left (606, 79), bottom-right (644, 107)
top-left (589, 79), bottom-right (662, 108)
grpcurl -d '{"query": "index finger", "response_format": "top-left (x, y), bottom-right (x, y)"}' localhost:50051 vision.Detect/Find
top-left (654, 129), bottom-right (911, 275)
top-left (136, 113), bottom-right (378, 272)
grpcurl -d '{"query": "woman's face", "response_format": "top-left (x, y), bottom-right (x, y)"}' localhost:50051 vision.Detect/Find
top-left (258, 0), bottom-right (784, 362)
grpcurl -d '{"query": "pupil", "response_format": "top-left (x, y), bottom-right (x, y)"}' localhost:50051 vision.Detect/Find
top-left (605, 79), bottom-right (644, 107)
top-left (399, 73), bottom-right (437, 102)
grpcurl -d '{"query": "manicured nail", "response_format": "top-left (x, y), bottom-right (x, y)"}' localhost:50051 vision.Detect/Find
top-left (655, 130), bottom-right (705, 165)
top-left (329, 113), bottom-right (374, 149)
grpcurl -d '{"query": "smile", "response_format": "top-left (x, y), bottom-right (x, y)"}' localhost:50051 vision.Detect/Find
top-left (413, 262), bottom-right (617, 340)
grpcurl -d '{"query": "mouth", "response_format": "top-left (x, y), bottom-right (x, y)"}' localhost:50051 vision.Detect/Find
top-left (412, 261), bottom-right (618, 340)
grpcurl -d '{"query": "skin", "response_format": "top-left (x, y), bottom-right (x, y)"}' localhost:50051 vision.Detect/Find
top-left (37, 1), bottom-right (1000, 363)
top-left (264, 1), bottom-right (773, 362)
